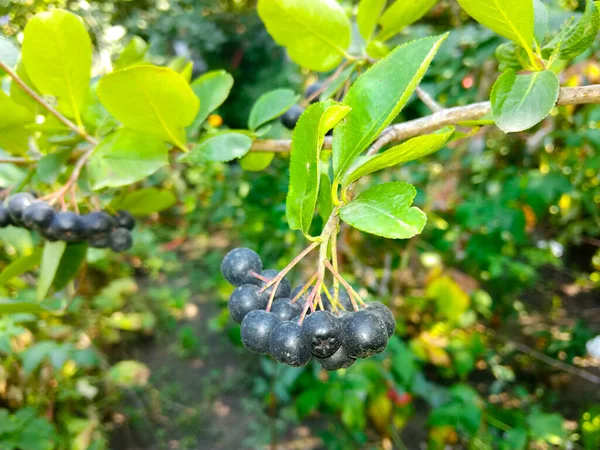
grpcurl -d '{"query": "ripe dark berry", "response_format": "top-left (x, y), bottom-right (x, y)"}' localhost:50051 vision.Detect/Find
top-left (305, 82), bottom-right (322, 103)
top-left (259, 269), bottom-right (291, 299)
top-left (0, 206), bottom-right (13, 227)
top-left (50, 212), bottom-right (84, 242)
top-left (241, 310), bottom-right (280, 354)
top-left (300, 310), bottom-right (342, 358)
top-left (82, 211), bottom-right (115, 236)
top-left (115, 210), bottom-right (136, 230)
top-left (270, 298), bottom-right (302, 321)
top-left (88, 232), bottom-right (111, 249)
top-left (7, 193), bottom-right (35, 224)
top-left (322, 287), bottom-right (353, 312)
top-left (22, 202), bottom-right (55, 230)
top-left (365, 302), bottom-right (396, 338)
top-left (342, 310), bottom-right (388, 359)
top-left (228, 284), bottom-right (268, 323)
top-left (316, 345), bottom-right (355, 371)
top-left (221, 248), bottom-right (263, 286)
top-left (110, 228), bottom-right (133, 252)
top-left (280, 104), bottom-right (304, 129)
top-left (269, 321), bottom-right (311, 367)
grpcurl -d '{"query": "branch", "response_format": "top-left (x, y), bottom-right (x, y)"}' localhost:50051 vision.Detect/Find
top-left (250, 84), bottom-right (600, 154)
top-left (0, 157), bottom-right (36, 166)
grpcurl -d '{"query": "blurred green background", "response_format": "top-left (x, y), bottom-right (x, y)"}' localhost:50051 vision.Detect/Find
top-left (1, 0), bottom-right (600, 449)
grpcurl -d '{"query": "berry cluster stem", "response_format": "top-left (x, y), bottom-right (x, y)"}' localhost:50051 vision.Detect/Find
top-left (290, 272), bottom-right (318, 304)
top-left (324, 259), bottom-right (364, 311)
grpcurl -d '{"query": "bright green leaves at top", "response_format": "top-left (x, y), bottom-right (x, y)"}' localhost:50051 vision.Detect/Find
top-left (248, 89), bottom-right (299, 131)
top-left (22, 10), bottom-right (92, 125)
top-left (190, 70), bottom-right (234, 127)
top-left (0, 90), bottom-right (35, 155)
top-left (376, 0), bottom-right (438, 42)
top-left (257, 0), bottom-right (352, 72)
top-left (491, 69), bottom-right (559, 133)
top-left (339, 182), bottom-right (426, 239)
top-left (114, 36), bottom-right (149, 70)
top-left (286, 101), bottom-right (351, 234)
top-left (555, 0), bottom-right (600, 61)
top-left (456, 0), bottom-right (535, 64)
top-left (98, 66), bottom-right (199, 151)
top-left (357, 0), bottom-right (387, 42)
top-left (332, 34), bottom-right (448, 181)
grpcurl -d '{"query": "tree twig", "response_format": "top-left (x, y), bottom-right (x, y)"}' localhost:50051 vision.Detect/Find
top-left (416, 86), bottom-right (442, 112)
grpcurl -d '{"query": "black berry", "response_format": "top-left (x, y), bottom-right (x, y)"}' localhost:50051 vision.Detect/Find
top-left (269, 321), bottom-right (312, 367)
top-left (50, 212), bottom-right (84, 242)
top-left (365, 302), bottom-right (396, 338)
top-left (82, 211), bottom-right (115, 236)
top-left (316, 345), bottom-right (355, 371)
top-left (259, 269), bottom-right (292, 300)
top-left (300, 310), bottom-right (342, 358)
top-left (88, 232), bottom-right (111, 249)
top-left (221, 248), bottom-right (263, 286)
top-left (0, 206), bottom-right (13, 228)
top-left (305, 82), bottom-right (322, 103)
top-left (342, 310), bottom-right (388, 359)
top-left (115, 210), bottom-right (136, 230)
top-left (7, 193), bottom-right (35, 224)
top-left (22, 202), bottom-right (55, 230)
top-left (228, 284), bottom-right (268, 323)
top-left (280, 104), bottom-right (304, 129)
top-left (241, 310), bottom-right (280, 354)
top-left (270, 298), bottom-right (302, 321)
top-left (110, 228), bottom-right (133, 252)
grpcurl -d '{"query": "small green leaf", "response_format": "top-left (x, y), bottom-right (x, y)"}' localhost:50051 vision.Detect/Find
top-left (500, 428), bottom-right (527, 450)
top-left (257, 0), bottom-right (352, 72)
top-left (533, 0), bottom-right (549, 43)
top-left (240, 152), bottom-right (275, 171)
top-left (87, 129), bottom-right (169, 190)
top-left (376, 0), bottom-right (438, 42)
top-left (287, 102), bottom-right (351, 233)
top-left (114, 36), bottom-right (148, 70)
top-left (22, 10), bottom-right (92, 123)
top-left (341, 127), bottom-right (454, 188)
top-left (339, 182), bottom-right (426, 239)
top-left (557, 0), bottom-right (599, 60)
top-left (0, 90), bottom-right (35, 155)
top-left (182, 132), bottom-right (253, 163)
top-left (0, 36), bottom-right (19, 75)
top-left (456, 0), bottom-right (534, 57)
top-left (319, 63), bottom-right (356, 100)
top-left (168, 56), bottom-right (193, 82)
top-left (111, 188), bottom-right (176, 216)
top-left (37, 241), bottom-right (67, 301)
top-left (98, 66), bottom-right (199, 150)
top-left (491, 69), bottom-right (559, 133)
top-left (190, 70), bottom-right (234, 126)
top-left (317, 172), bottom-right (333, 224)
top-left (52, 243), bottom-right (88, 291)
top-left (248, 89), bottom-right (299, 131)
top-left (0, 300), bottom-right (46, 315)
top-left (357, 0), bottom-right (387, 42)
top-left (0, 249), bottom-right (42, 286)
top-left (37, 149), bottom-right (72, 184)
top-left (526, 412), bottom-right (567, 445)
top-left (332, 34), bottom-right (447, 180)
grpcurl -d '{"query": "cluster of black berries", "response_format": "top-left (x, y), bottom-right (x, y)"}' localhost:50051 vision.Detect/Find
top-left (221, 248), bottom-right (396, 371)
top-left (280, 81), bottom-right (322, 130)
top-left (0, 192), bottom-right (135, 252)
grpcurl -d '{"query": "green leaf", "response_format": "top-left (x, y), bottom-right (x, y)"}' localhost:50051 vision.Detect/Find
top-left (317, 172), bottom-right (333, 224)
top-left (111, 188), bottom-right (176, 216)
top-left (240, 152), bottom-right (275, 171)
top-left (287, 102), bottom-right (351, 233)
top-left (558, 0), bottom-right (599, 60)
top-left (168, 56), bottom-right (193, 82)
top-left (98, 66), bottom-right (199, 150)
top-left (533, 0), bottom-right (549, 43)
top-left (0, 90), bottom-right (35, 155)
top-left (36, 149), bottom-right (72, 184)
top-left (332, 34), bottom-right (447, 180)
top-left (357, 0), bottom-right (387, 42)
top-left (0, 249), bottom-right (42, 286)
top-left (456, 0), bottom-right (534, 57)
top-left (181, 132), bottom-right (253, 163)
top-left (0, 36), bottom-right (19, 75)
top-left (0, 300), bottom-right (46, 315)
top-left (22, 10), bottom-right (92, 123)
top-left (37, 241), bottom-right (67, 301)
top-left (376, 0), bottom-right (438, 42)
top-left (107, 360), bottom-right (150, 387)
top-left (114, 36), bottom-right (148, 70)
top-left (10, 60), bottom-right (40, 112)
top-left (21, 341), bottom-right (57, 373)
top-left (526, 412), bottom-right (567, 445)
top-left (341, 127), bottom-right (454, 188)
top-left (339, 182), bottom-right (426, 239)
top-left (500, 427), bottom-right (527, 450)
top-left (52, 243), bottom-right (88, 291)
top-left (491, 69), bottom-right (559, 133)
top-left (320, 62), bottom-right (356, 100)
top-left (190, 70), bottom-right (234, 126)
top-left (248, 89), bottom-right (299, 131)
top-left (257, 0), bottom-right (352, 72)
top-left (87, 129), bottom-right (169, 190)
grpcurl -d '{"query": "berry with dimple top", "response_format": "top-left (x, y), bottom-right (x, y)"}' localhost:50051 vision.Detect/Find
top-left (50, 212), bottom-right (84, 242)
top-left (7, 193), bottom-right (35, 224)
top-left (221, 248), bottom-right (263, 286)
top-left (110, 228), bottom-right (133, 252)
top-left (259, 269), bottom-right (291, 300)
top-left (322, 287), bottom-right (353, 312)
top-left (241, 310), bottom-right (280, 354)
top-left (280, 104), bottom-right (304, 129)
top-left (269, 321), bottom-right (311, 367)
top-left (228, 284), bottom-right (268, 323)
top-left (316, 345), bottom-right (355, 371)
top-left (300, 310), bottom-right (342, 358)
top-left (0, 206), bottom-right (13, 228)
top-left (365, 302), bottom-right (396, 338)
top-left (342, 310), bottom-right (388, 358)
top-left (22, 202), bottom-right (55, 230)
top-left (270, 298), bottom-right (302, 321)
top-left (305, 82), bottom-right (322, 103)
top-left (82, 211), bottom-right (115, 236)
top-left (115, 210), bottom-right (136, 230)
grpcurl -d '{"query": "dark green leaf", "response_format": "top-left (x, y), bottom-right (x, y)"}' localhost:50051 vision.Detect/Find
top-left (317, 172), bottom-right (333, 224)
top-left (0, 249), bottom-right (42, 286)
top-left (526, 412), bottom-right (567, 445)
top-left (248, 89), bottom-right (299, 131)
top-left (500, 427), bottom-right (527, 450)
top-left (52, 243), bottom-right (88, 291)
top-left (181, 132), bottom-right (253, 163)
top-left (557, 0), bottom-right (599, 60)
top-left (37, 241), bottom-right (67, 301)
top-left (319, 63), bottom-right (356, 100)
